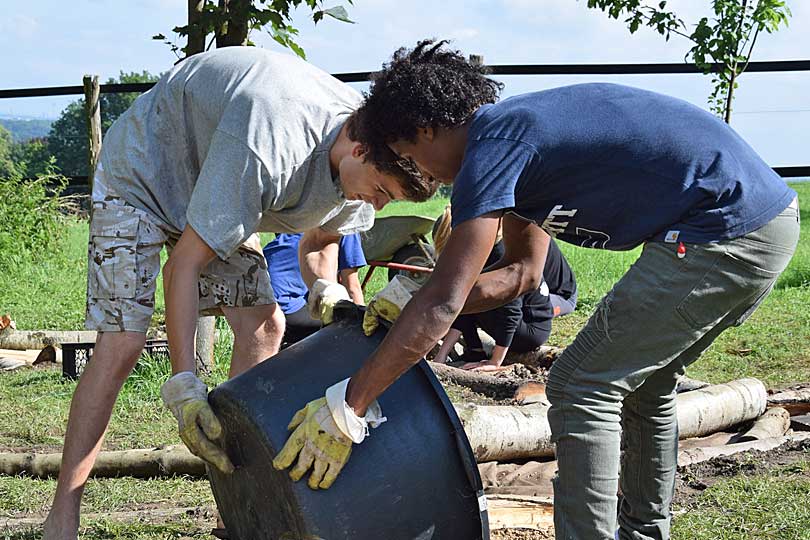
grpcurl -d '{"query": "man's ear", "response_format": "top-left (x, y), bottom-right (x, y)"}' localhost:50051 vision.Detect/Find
top-left (351, 142), bottom-right (368, 159)
top-left (418, 127), bottom-right (436, 143)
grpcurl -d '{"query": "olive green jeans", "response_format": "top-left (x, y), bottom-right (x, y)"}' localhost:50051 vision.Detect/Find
top-left (546, 199), bottom-right (800, 540)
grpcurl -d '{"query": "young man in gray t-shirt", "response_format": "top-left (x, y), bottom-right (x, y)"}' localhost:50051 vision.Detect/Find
top-left (43, 47), bottom-right (435, 540)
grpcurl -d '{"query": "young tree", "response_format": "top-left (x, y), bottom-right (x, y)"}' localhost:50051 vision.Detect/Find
top-left (155, 0), bottom-right (354, 59)
top-left (48, 71), bottom-right (159, 178)
top-left (584, 0), bottom-right (792, 123)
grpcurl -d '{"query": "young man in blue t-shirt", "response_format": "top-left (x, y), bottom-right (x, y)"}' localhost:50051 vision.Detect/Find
top-left (272, 41), bottom-right (800, 539)
top-left (263, 233), bottom-right (367, 346)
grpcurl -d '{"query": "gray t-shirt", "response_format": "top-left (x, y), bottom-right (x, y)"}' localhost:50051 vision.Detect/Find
top-left (100, 47), bottom-right (374, 259)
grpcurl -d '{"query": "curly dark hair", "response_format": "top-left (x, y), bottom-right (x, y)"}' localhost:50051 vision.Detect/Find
top-left (345, 113), bottom-right (439, 202)
top-left (355, 39), bottom-right (503, 159)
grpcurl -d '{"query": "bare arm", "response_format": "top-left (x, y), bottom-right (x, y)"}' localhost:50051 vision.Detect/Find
top-left (162, 225), bottom-right (217, 375)
top-left (340, 268), bottom-right (365, 305)
top-left (298, 227), bottom-right (342, 287)
top-left (345, 213), bottom-right (502, 414)
top-left (461, 214), bottom-right (550, 314)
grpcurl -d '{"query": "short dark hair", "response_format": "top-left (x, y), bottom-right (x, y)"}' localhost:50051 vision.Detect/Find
top-left (345, 113), bottom-right (439, 202)
top-left (356, 39), bottom-right (503, 152)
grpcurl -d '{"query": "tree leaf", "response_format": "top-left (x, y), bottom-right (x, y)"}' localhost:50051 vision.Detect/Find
top-left (321, 6), bottom-right (354, 23)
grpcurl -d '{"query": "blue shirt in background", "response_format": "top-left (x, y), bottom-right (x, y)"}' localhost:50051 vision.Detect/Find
top-left (451, 83), bottom-right (796, 250)
top-left (263, 233), bottom-right (367, 314)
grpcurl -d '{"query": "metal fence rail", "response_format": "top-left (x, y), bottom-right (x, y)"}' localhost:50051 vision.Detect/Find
top-left (2, 59), bottom-right (809, 178)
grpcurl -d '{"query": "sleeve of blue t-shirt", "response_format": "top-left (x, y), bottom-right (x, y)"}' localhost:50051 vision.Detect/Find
top-left (450, 138), bottom-right (539, 228)
top-left (338, 233), bottom-right (367, 271)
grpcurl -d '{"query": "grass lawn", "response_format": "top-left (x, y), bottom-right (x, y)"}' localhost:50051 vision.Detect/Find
top-left (0, 184), bottom-right (808, 539)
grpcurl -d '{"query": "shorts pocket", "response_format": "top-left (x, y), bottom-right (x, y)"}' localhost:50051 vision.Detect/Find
top-left (88, 207), bottom-right (140, 299)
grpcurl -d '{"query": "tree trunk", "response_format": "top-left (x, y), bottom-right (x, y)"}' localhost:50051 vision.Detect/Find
top-left (0, 330), bottom-right (97, 350)
top-left (735, 407), bottom-right (790, 442)
top-left (216, 0), bottom-right (250, 48)
top-left (186, 0), bottom-right (207, 56)
top-left (457, 378), bottom-right (768, 462)
top-left (676, 377), bottom-right (767, 439)
top-left (0, 446), bottom-right (205, 478)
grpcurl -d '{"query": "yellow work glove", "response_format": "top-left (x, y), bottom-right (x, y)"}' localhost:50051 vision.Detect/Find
top-left (161, 372), bottom-right (234, 474)
top-left (307, 279), bottom-right (351, 325)
top-left (363, 275), bottom-right (421, 336)
top-left (272, 378), bottom-right (386, 490)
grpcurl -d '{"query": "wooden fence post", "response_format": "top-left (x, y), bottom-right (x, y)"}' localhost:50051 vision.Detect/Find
top-left (83, 75), bottom-right (101, 198)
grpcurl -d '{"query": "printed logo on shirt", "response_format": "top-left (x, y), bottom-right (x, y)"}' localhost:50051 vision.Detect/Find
top-left (575, 227), bottom-right (611, 249)
top-left (541, 204), bottom-right (578, 236)
top-left (664, 230), bottom-right (681, 243)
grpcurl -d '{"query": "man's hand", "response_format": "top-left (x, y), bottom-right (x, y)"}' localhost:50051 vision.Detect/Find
top-left (308, 279), bottom-right (351, 325)
top-left (272, 379), bottom-right (386, 489)
top-left (161, 372), bottom-right (234, 474)
top-left (362, 275), bottom-right (420, 335)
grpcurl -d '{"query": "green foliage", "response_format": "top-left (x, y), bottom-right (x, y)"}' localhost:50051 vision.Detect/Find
top-left (154, 0), bottom-right (355, 59)
top-left (584, 0), bottom-right (792, 122)
top-left (0, 124), bottom-right (24, 178)
top-left (10, 137), bottom-right (56, 178)
top-left (47, 71), bottom-right (159, 177)
top-left (0, 170), bottom-right (67, 271)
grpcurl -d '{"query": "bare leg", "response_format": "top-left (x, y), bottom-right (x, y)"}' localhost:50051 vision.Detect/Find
top-left (222, 303), bottom-right (285, 377)
top-left (43, 331), bottom-right (146, 540)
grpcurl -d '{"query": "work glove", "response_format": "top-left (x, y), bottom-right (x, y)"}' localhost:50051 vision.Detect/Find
top-left (308, 279), bottom-right (351, 325)
top-left (161, 371), bottom-right (234, 474)
top-left (272, 378), bottom-right (386, 490)
top-left (362, 275), bottom-right (420, 336)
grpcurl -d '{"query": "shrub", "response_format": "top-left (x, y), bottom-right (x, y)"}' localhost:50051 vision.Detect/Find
top-left (0, 171), bottom-right (68, 270)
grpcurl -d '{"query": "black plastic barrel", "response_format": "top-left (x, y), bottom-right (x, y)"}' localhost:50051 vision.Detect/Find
top-left (208, 306), bottom-right (489, 540)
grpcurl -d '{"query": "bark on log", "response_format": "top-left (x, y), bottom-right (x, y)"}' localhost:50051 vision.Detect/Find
top-left (0, 446), bottom-right (205, 478)
top-left (456, 403), bottom-right (554, 462)
top-left (676, 378), bottom-right (767, 439)
top-left (458, 378), bottom-right (768, 462)
top-left (735, 407), bottom-right (790, 442)
top-left (429, 362), bottom-right (522, 400)
top-left (0, 330), bottom-right (97, 350)
top-left (677, 431), bottom-right (810, 468)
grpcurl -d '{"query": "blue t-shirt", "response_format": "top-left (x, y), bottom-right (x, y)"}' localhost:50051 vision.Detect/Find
top-left (451, 83), bottom-right (796, 250)
top-left (263, 233), bottom-right (367, 314)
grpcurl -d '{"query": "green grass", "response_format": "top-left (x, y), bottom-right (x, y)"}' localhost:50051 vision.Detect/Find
top-left (672, 459), bottom-right (810, 540)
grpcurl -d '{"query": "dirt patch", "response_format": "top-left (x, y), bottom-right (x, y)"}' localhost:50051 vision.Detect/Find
top-left (492, 528), bottom-right (554, 539)
top-left (674, 438), bottom-right (810, 506)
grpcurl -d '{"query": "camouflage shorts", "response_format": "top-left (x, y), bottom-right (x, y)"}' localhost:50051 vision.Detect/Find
top-left (86, 192), bottom-right (275, 333)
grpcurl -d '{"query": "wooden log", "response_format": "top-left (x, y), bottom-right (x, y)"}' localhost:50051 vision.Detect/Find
top-left (455, 403), bottom-right (554, 462)
top-left (676, 378), bottom-right (767, 439)
top-left (458, 378), bottom-right (769, 462)
top-left (0, 330), bottom-right (97, 350)
top-left (430, 362), bottom-right (522, 400)
top-left (0, 445), bottom-right (205, 478)
top-left (486, 494), bottom-right (554, 531)
top-left (768, 388), bottom-right (810, 413)
top-left (677, 431), bottom-right (810, 468)
top-left (735, 407), bottom-right (790, 442)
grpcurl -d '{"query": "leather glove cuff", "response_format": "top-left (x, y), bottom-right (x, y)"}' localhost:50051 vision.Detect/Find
top-left (325, 378), bottom-right (387, 444)
top-left (160, 371), bottom-right (208, 420)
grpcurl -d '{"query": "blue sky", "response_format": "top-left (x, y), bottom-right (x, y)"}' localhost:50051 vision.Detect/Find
top-left (1, 0), bottom-right (808, 166)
